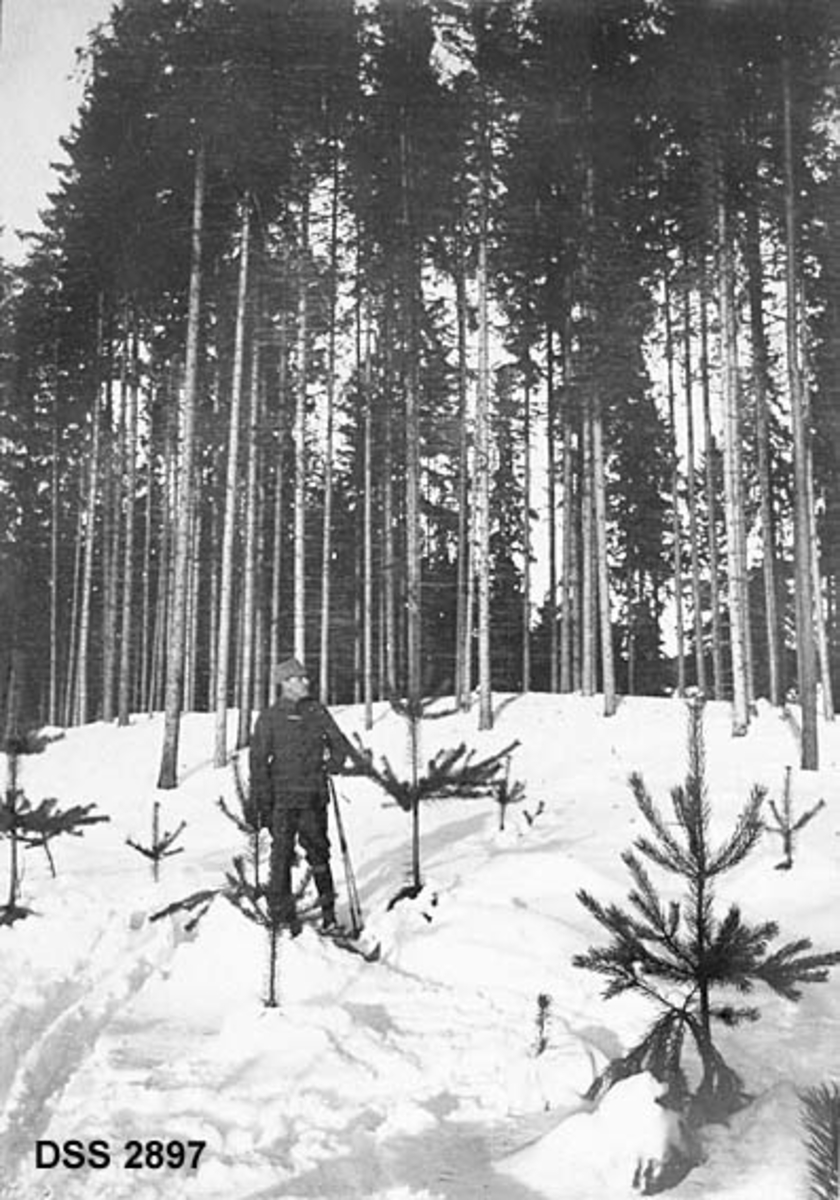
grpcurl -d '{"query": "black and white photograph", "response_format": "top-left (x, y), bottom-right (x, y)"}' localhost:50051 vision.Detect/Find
top-left (1, 0), bottom-right (839, 1196)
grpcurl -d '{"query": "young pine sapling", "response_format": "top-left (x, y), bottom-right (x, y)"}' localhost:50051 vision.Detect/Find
top-left (764, 766), bottom-right (826, 871)
top-left (357, 696), bottom-right (518, 903)
top-left (2, 733), bottom-right (108, 924)
top-left (126, 801), bottom-right (187, 881)
top-left (573, 698), bottom-right (840, 1126)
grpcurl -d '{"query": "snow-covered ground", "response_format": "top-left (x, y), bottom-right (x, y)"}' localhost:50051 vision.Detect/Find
top-left (1, 693), bottom-right (838, 1199)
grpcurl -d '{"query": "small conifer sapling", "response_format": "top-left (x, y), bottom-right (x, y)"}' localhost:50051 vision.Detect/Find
top-left (127, 801), bottom-right (187, 881)
top-left (573, 698), bottom-right (840, 1126)
top-left (357, 697), bottom-right (518, 903)
top-left (764, 766), bottom-right (825, 871)
top-left (2, 732), bottom-right (108, 924)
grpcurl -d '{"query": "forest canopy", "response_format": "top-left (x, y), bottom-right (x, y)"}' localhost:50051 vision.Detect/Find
top-left (1, 0), bottom-right (838, 780)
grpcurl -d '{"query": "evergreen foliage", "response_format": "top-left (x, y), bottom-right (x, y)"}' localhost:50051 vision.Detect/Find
top-left (1, 733), bottom-right (108, 924)
top-left (357, 695), bottom-right (518, 898)
top-left (800, 1082), bottom-right (840, 1200)
top-left (573, 698), bottom-right (840, 1126)
top-left (763, 766), bottom-right (826, 871)
top-left (126, 801), bottom-right (187, 881)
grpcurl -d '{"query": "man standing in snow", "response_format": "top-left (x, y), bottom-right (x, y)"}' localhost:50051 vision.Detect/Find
top-left (249, 657), bottom-right (356, 933)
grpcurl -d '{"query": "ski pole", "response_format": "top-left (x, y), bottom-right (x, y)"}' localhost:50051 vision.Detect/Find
top-left (328, 775), bottom-right (364, 936)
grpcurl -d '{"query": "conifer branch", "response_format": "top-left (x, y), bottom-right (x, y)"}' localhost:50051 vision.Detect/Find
top-left (800, 1082), bottom-right (840, 1200)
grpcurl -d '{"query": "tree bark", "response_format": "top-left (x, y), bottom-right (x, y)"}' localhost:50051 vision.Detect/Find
top-left (592, 391), bottom-right (616, 715)
top-left (319, 157), bottom-right (340, 706)
top-left (118, 328), bottom-right (139, 726)
top-left (476, 129), bottom-right (492, 731)
top-left (159, 141), bottom-right (206, 787)
top-left (682, 282), bottom-right (706, 694)
top-left (717, 192), bottom-right (750, 735)
top-left (744, 198), bottom-right (782, 706)
top-left (74, 304), bottom-right (103, 726)
top-left (699, 274), bottom-right (724, 699)
top-left (783, 47), bottom-right (818, 766)
top-left (546, 330), bottom-right (559, 694)
top-left (293, 192), bottom-right (310, 666)
top-left (214, 196), bottom-right (251, 768)
top-left (664, 275), bottom-right (685, 698)
top-left (237, 335), bottom-right (260, 750)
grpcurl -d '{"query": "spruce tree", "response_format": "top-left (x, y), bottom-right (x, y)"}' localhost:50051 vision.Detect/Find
top-left (574, 697), bottom-right (840, 1125)
top-left (359, 695), bottom-right (518, 900)
top-left (2, 731), bottom-right (108, 924)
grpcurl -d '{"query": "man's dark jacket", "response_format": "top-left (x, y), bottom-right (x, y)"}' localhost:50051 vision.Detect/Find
top-left (250, 696), bottom-right (353, 824)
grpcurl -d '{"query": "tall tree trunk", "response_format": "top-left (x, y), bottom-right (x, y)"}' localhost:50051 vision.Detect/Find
top-left (319, 156), bottom-right (340, 706)
top-left (476, 130), bottom-right (492, 732)
top-left (74, 307), bottom-right (103, 726)
top-left (717, 192), bottom-right (750, 735)
top-left (237, 337), bottom-right (260, 750)
top-left (363, 316), bottom-right (374, 730)
top-left (63, 468), bottom-right (85, 726)
top-left (744, 199), bottom-right (782, 706)
top-left (522, 373), bottom-right (532, 692)
top-left (269, 323), bottom-right (288, 677)
top-left (546, 330), bottom-right (559, 693)
top-left (454, 219), bottom-right (470, 709)
top-left (560, 389), bottom-right (574, 692)
top-left (592, 391), bottom-right (615, 715)
top-left (159, 142), bottom-right (206, 787)
top-left (294, 192), bottom-right (310, 665)
top-left (49, 364), bottom-right (60, 726)
top-left (102, 357), bottom-right (121, 725)
top-left (581, 398), bottom-right (596, 695)
top-left (118, 328), bottom-right (139, 726)
top-left (699, 274), bottom-right (724, 699)
top-left (783, 47), bottom-right (819, 766)
top-left (214, 196), bottom-right (251, 768)
top-left (664, 275), bottom-right (685, 698)
top-left (683, 281), bottom-right (706, 694)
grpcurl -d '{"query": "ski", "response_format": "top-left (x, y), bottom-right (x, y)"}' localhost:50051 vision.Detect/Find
top-left (316, 923), bottom-right (381, 962)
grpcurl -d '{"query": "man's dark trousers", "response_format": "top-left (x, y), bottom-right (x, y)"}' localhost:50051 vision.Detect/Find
top-left (269, 792), bottom-right (335, 925)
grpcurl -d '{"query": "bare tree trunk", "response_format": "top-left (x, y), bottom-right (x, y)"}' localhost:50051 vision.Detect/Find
top-left (363, 317), bottom-right (374, 730)
top-left (383, 349), bottom-right (397, 698)
top-left (63, 467), bottom-right (85, 726)
top-left (581, 398), bottom-right (596, 696)
top-left (74, 315), bottom-right (103, 726)
top-left (159, 142), bottom-right (206, 787)
top-left (592, 391), bottom-right (615, 716)
top-left (118, 329), bottom-right (139, 726)
top-left (546, 330), bottom-right (558, 693)
top-left (560, 395), bottom-right (574, 692)
top-left (717, 192), bottom-right (750, 735)
top-left (699, 276), bottom-right (724, 699)
top-left (102, 359), bottom-right (122, 725)
top-left (664, 275), bottom-right (685, 698)
top-left (783, 50), bottom-right (818, 765)
top-left (476, 139), bottom-right (492, 731)
top-left (237, 337), bottom-right (260, 750)
top-left (49, 367), bottom-right (60, 726)
top-left (744, 201), bottom-right (782, 706)
top-left (269, 323), bottom-right (288, 677)
top-left (683, 282), bottom-right (706, 694)
top-left (454, 220), bottom-right (470, 709)
top-left (293, 193), bottom-right (310, 665)
top-left (214, 196), bottom-right (251, 768)
top-left (522, 374), bottom-right (532, 692)
top-left (319, 158), bottom-right (340, 706)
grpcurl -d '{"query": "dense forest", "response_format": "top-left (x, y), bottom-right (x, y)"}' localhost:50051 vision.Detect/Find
top-left (1, 0), bottom-right (838, 782)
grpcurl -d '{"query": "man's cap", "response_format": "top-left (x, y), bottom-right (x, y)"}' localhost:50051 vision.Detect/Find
top-left (272, 657), bottom-right (308, 688)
